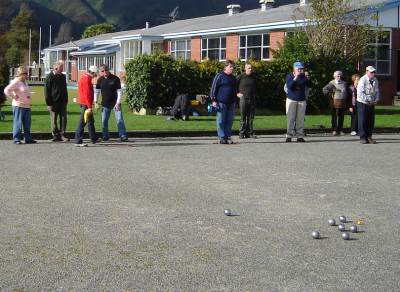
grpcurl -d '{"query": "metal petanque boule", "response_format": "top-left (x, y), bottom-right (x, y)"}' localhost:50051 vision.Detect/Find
top-left (342, 232), bottom-right (350, 240)
top-left (339, 215), bottom-right (347, 223)
top-left (349, 225), bottom-right (358, 233)
top-left (338, 224), bottom-right (346, 232)
top-left (328, 219), bottom-right (336, 226)
top-left (224, 209), bottom-right (232, 216)
top-left (312, 230), bottom-right (321, 239)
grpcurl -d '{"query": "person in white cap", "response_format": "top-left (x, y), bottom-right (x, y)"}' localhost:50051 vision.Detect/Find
top-left (356, 66), bottom-right (380, 144)
top-left (74, 65), bottom-right (99, 146)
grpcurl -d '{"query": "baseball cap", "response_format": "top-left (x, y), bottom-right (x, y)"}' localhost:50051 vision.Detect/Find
top-left (366, 66), bottom-right (376, 72)
top-left (293, 61), bottom-right (305, 69)
top-left (89, 65), bottom-right (98, 73)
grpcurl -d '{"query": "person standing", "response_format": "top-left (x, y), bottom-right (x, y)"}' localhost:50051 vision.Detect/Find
top-left (349, 74), bottom-right (360, 136)
top-left (4, 66), bottom-right (36, 144)
top-left (94, 64), bottom-right (127, 141)
top-left (210, 60), bottom-right (237, 144)
top-left (237, 63), bottom-right (257, 139)
top-left (45, 61), bottom-right (69, 142)
top-left (357, 66), bottom-right (380, 144)
top-left (74, 66), bottom-right (98, 146)
top-left (285, 61), bottom-right (310, 142)
top-left (323, 71), bottom-right (349, 136)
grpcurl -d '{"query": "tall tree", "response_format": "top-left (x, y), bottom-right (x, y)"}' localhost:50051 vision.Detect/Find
top-left (293, 0), bottom-right (379, 64)
top-left (5, 4), bottom-right (38, 66)
top-left (82, 23), bottom-right (116, 39)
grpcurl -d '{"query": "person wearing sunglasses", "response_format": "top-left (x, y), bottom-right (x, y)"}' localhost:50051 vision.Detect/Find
top-left (94, 64), bottom-right (127, 142)
top-left (4, 66), bottom-right (36, 145)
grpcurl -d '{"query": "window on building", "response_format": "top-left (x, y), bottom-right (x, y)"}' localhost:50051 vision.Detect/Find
top-left (122, 40), bottom-right (142, 65)
top-left (77, 55), bottom-right (115, 71)
top-left (78, 57), bottom-right (87, 70)
top-left (170, 40), bottom-right (191, 60)
top-left (49, 51), bottom-right (59, 68)
top-left (152, 41), bottom-right (164, 53)
top-left (239, 34), bottom-right (270, 61)
top-left (201, 37), bottom-right (226, 61)
top-left (363, 31), bottom-right (391, 75)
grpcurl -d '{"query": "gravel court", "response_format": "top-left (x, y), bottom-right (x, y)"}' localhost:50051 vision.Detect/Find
top-left (0, 134), bottom-right (400, 291)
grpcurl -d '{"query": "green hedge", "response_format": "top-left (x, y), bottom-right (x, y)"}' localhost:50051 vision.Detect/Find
top-left (125, 35), bottom-right (358, 113)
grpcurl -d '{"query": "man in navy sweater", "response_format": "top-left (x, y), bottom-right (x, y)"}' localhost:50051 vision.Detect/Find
top-left (285, 61), bottom-right (310, 142)
top-left (210, 60), bottom-right (237, 144)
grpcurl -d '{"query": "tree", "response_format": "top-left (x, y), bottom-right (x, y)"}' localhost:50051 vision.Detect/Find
top-left (81, 23), bottom-right (116, 39)
top-left (54, 21), bottom-right (73, 44)
top-left (5, 5), bottom-right (38, 66)
top-left (293, 0), bottom-right (379, 64)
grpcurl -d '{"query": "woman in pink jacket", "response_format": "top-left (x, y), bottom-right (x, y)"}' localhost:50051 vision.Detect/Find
top-left (4, 66), bottom-right (36, 144)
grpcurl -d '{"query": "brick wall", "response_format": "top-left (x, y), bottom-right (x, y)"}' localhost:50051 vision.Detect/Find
top-left (191, 37), bottom-right (201, 61)
top-left (226, 34), bottom-right (239, 61)
top-left (269, 31), bottom-right (285, 59)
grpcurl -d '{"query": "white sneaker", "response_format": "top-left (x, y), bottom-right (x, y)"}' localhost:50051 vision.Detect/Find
top-left (350, 131), bottom-right (357, 136)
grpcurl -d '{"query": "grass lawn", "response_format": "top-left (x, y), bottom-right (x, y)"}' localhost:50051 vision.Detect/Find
top-left (0, 85), bottom-right (399, 133)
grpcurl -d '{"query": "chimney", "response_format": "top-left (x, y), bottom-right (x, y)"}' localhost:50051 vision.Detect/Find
top-left (299, 0), bottom-right (309, 6)
top-left (260, 0), bottom-right (274, 11)
top-left (145, 22), bottom-right (150, 29)
top-left (227, 4), bottom-right (241, 15)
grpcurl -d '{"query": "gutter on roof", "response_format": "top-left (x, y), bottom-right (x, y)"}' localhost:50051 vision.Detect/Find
top-left (160, 20), bottom-right (307, 39)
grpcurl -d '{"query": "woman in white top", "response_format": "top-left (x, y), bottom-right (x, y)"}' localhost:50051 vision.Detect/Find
top-left (4, 66), bottom-right (36, 144)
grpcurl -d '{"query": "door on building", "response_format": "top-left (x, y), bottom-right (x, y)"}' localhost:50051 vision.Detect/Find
top-left (398, 51), bottom-right (400, 92)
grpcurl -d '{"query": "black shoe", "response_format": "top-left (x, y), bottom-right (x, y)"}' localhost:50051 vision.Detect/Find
top-left (25, 140), bottom-right (37, 144)
top-left (219, 139), bottom-right (227, 144)
top-left (14, 140), bottom-right (22, 145)
top-left (102, 137), bottom-right (109, 142)
top-left (51, 136), bottom-right (61, 142)
top-left (285, 138), bottom-right (292, 143)
top-left (297, 138), bottom-right (305, 143)
top-left (120, 136), bottom-right (128, 142)
top-left (91, 138), bottom-right (99, 144)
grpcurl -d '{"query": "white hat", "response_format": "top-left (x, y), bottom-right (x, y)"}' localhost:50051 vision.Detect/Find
top-left (366, 66), bottom-right (376, 72)
top-left (89, 65), bottom-right (98, 73)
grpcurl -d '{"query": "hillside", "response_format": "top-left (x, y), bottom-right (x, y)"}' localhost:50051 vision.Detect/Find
top-left (4, 0), bottom-right (297, 44)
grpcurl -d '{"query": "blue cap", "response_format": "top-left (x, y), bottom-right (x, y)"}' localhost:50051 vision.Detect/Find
top-left (293, 61), bottom-right (305, 69)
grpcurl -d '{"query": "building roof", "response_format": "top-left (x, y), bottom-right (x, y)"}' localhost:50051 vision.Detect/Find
top-left (46, 0), bottom-right (398, 50)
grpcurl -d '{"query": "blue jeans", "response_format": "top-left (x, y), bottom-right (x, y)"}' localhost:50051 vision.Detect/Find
top-left (12, 106), bottom-right (33, 142)
top-left (216, 102), bottom-right (235, 139)
top-left (101, 106), bottom-right (127, 139)
top-left (74, 105), bottom-right (97, 143)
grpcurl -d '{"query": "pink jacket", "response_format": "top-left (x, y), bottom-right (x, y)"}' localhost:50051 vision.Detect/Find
top-left (4, 78), bottom-right (31, 108)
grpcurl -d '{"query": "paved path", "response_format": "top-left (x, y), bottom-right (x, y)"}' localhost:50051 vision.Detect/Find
top-left (1, 134), bottom-right (400, 291)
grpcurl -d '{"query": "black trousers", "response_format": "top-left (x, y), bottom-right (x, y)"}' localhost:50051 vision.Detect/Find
top-left (239, 98), bottom-right (255, 136)
top-left (50, 102), bottom-right (67, 138)
top-left (331, 108), bottom-right (345, 132)
top-left (171, 94), bottom-right (189, 120)
top-left (357, 101), bottom-right (375, 140)
top-left (74, 105), bottom-right (96, 143)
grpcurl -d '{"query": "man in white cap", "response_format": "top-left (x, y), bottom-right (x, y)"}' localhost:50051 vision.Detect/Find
top-left (356, 66), bottom-right (380, 144)
top-left (74, 65), bottom-right (98, 146)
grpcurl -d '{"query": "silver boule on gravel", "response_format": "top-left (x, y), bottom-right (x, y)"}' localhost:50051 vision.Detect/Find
top-left (312, 230), bottom-right (321, 239)
top-left (339, 215), bottom-right (347, 223)
top-left (342, 232), bottom-right (350, 240)
top-left (349, 225), bottom-right (358, 233)
top-left (338, 224), bottom-right (346, 231)
top-left (224, 209), bottom-right (232, 216)
top-left (328, 219), bottom-right (336, 226)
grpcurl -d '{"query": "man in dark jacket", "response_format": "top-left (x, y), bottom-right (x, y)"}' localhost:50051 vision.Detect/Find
top-left (45, 61), bottom-right (69, 142)
top-left (237, 63), bottom-right (256, 139)
top-left (210, 60), bottom-right (237, 144)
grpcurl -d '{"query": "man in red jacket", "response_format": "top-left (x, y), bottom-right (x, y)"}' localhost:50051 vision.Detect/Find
top-left (74, 65), bottom-right (98, 146)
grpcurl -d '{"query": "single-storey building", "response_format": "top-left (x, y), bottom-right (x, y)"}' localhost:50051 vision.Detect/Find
top-left (44, 0), bottom-right (400, 104)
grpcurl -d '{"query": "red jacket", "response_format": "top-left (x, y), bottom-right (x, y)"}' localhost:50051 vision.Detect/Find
top-left (78, 73), bottom-right (94, 108)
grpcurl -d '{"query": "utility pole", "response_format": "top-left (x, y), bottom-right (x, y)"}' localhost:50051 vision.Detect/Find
top-left (38, 26), bottom-right (42, 68)
top-left (28, 28), bottom-right (32, 66)
top-left (49, 25), bottom-right (52, 48)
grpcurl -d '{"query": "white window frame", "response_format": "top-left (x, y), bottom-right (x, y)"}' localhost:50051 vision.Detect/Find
top-left (77, 55), bottom-right (115, 71)
top-left (239, 33), bottom-right (270, 61)
top-left (122, 40), bottom-right (142, 66)
top-left (201, 37), bottom-right (226, 61)
top-left (170, 39), bottom-right (191, 60)
top-left (363, 30), bottom-right (391, 76)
